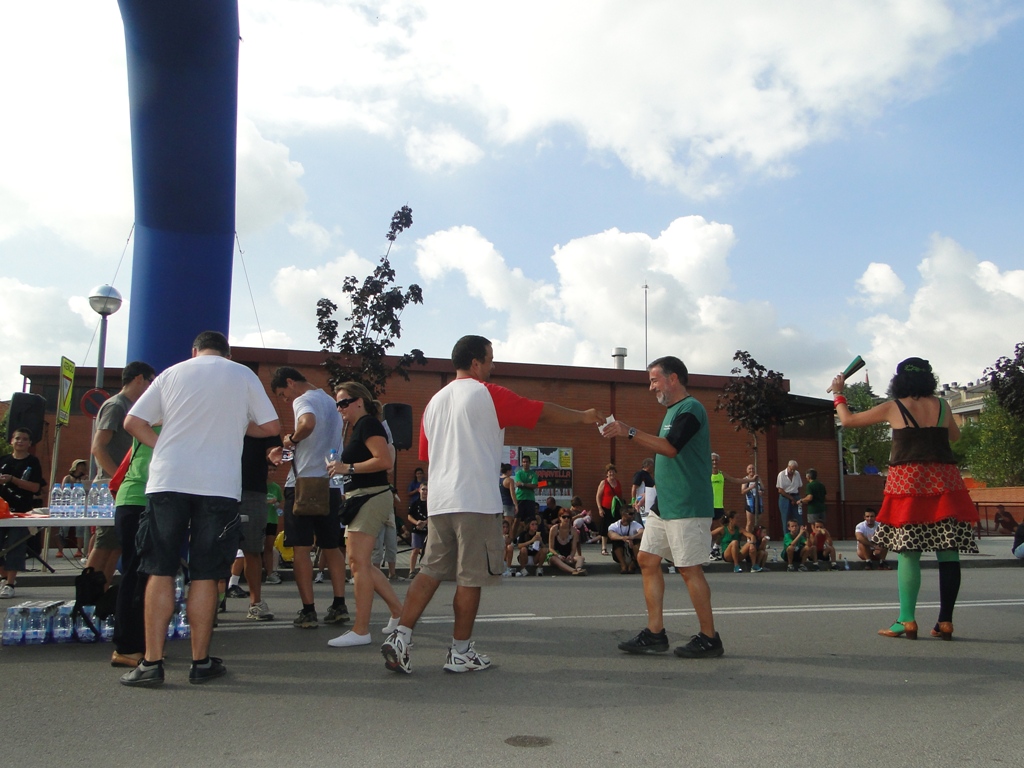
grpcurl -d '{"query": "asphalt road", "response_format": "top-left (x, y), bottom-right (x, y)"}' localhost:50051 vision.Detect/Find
top-left (3, 566), bottom-right (1022, 768)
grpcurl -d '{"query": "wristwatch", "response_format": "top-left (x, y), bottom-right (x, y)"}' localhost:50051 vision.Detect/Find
top-left (348, 464), bottom-right (356, 476)
top-left (627, 427), bottom-right (637, 440)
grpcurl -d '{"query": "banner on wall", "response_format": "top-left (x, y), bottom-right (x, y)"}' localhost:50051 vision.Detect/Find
top-left (506, 445), bottom-right (574, 500)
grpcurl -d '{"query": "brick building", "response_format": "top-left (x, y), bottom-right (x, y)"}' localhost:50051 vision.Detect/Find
top-left (16, 347), bottom-right (852, 539)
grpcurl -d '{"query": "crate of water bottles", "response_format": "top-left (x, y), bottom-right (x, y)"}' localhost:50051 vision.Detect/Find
top-left (47, 481), bottom-right (116, 518)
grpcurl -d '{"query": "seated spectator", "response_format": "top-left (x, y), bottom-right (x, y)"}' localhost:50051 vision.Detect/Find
top-left (1013, 522), bottom-right (1024, 559)
top-left (568, 496), bottom-right (596, 543)
top-left (993, 504), bottom-right (1017, 535)
top-left (810, 520), bottom-right (840, 570)
top-left (541, 496), bottom-right (562, 528)
top-left (854, 508), bottom-right (890, 570)
top-left (712, 511), bottom-right (755, 573)
top-left (513, 519), bottom-right (548, 577)
top-left (745, 525), bottom-right (769, 572)
top-left (407, 484), bottom-right (428, 577)
top-left (782, 520), bottom-right (815, 572)
top-left (607, 509), bottom-right (644, 574)
top-left (546, 510), bottom-right (587, 575)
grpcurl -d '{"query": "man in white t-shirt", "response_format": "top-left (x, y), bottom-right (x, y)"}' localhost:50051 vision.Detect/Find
top-left (269, 367), bottom-right (349, 630)
top-left (854, 508), bottom-right (890, 570)
top-left (120, 332), bottom-right (280, 687)
top-left (776, 460), bottom-right (802, 525)
top-left (381, 334), bottom-right (604, 675)
top-left (607, 509), bottom-right (645, 573)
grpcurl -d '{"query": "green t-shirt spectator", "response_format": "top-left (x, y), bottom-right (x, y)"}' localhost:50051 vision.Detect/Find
top-left (805, 479), bottom-right (826, 517)
top-left (514, 467), bottom-right (538, 502)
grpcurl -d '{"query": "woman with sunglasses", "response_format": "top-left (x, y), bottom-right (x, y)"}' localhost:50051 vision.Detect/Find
top-left (546, 509), bottom-right (587, 576)
top-left (325, 383), bottom-right (403, 647)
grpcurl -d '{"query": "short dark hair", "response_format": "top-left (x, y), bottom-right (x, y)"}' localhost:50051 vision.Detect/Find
top-left (452, 335), bottom-right (491, 371)
top-left (270, 366), bottom-right (306, 391)
top-left (122, 360), bottom-right (156, 387)
top-left (500, 463), bottom-right (511, 473)
top-left (806, 468), bottom-right (817, 480)
top-left (888, 357), bottom-right (937, 399)
top-left (10, 427), bottom-right (31, 440)
top-left (648, 355), bottom-right (688, 386)
top-left (192, 331), bottom-right (230, 357)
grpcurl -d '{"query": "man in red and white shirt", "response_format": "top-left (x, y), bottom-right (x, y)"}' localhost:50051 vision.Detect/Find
top-left (382, 335), bottom-right (603, 674)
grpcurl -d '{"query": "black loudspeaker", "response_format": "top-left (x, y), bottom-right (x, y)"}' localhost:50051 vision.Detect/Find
top-left (7, 392), bottom-right (47, 444)
top-left (383, 402), bottom-right (413, 451)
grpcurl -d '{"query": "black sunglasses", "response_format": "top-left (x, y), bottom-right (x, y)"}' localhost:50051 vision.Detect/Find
top-left (336, 397), bottom-right (357, 410)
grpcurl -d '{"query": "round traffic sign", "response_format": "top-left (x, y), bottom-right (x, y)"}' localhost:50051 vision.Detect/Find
top-left (80, 388), bottom-right (110, 418)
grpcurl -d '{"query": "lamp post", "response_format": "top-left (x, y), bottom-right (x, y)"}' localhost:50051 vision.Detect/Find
top-left (89, 285), bottom-right (123, 390)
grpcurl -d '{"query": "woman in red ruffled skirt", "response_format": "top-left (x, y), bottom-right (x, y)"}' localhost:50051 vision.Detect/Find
top-left (831, 358), bottom-right (977, 641)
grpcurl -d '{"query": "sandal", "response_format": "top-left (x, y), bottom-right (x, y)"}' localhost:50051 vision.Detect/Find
top-left (601, 550), bottom-right (610, 556)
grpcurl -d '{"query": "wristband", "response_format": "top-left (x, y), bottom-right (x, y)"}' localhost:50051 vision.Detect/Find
top-left (833, 395), bottom-right (847, 407)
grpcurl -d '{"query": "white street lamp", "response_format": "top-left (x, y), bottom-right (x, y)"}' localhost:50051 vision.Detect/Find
top-left (89, 285), bottom-right (123, 389)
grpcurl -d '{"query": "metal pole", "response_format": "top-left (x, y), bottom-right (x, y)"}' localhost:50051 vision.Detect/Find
top-left (95, 314), bottom-right (108, 389)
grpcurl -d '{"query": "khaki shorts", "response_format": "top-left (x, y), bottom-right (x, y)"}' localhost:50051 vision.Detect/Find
top-left (418, 512), bottom-right (504, 588)
top-left (344, 485), bottom-right (394, 537)
top-left (94, 522), bottom-right (120, 550)
top-left (639, 514), bottom-right (711, 569)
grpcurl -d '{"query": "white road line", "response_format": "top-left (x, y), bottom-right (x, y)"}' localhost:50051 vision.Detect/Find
top-left (213, 598), bottom-right (1024, 632)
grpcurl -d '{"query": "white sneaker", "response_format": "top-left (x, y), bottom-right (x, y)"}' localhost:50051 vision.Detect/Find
top-left (535, 567), bottom-right (544, 577)
top-left (313, 572), bottom-right (324, 584)
top-left (246, 601), bottom-right (274, 621)
top-left (444, 642), bottom-right (491, 673)
top-left (327, 630), bottom-right (372, 648)
top-left (515, 569), bottom-right (526, 577)
top-left (265, 571), bottom-right (282, 585)
top-left (0, 584), bottom-right (13, 599)
top-left (667, 566), bottom-right (676, 574)
top-left (501, 568), bottom-right (513, 577)
top-left (381, 630), bottom-right (412, 674)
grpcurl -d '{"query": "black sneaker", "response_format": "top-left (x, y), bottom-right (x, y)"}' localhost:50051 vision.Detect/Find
top-left (618, 627), bottom-right (669, 654)
top-left (293, 609), bottom-right (318, 628)
top-left (189, 657), bottom-right (226, 684)
top-left (120, 660), bottom-right (165, 687)
top-left (324, 604), bottom-right (350, 625)
top-left (787, 564), bottom-right (797, 572)
top-left (673, 632), bottom-right (724, 659)
top-left (226, 585), bottom-right (249, 598)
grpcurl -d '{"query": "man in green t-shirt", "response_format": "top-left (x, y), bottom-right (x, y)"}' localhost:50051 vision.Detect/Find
top-left (799, 469), bottom-right (827, 524)
top-left (512, 456), bottom-right (539, 538)
top-left (602, 355), bottom-right (723, 660)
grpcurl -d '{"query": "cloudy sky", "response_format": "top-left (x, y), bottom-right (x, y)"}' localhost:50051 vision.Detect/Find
top-left (2, 1), bottom-right (1023, 402)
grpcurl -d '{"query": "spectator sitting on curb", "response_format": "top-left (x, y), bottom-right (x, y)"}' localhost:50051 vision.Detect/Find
top-left (782, 519), bottom-right (815, 572)
top-left (746, 525), bottom-right (769, 572)
top-left (711, 511), bottom-right (755, 573)
top-left (546, 510), bottom-right (587, 575)
top-left (607, 509), bottom-right (644, 574)
top-left (513, 519), bottom-right (547, 577)
top-left (810, 520), bottom-right (841, 570)
top-left (855, 508), bottom-right (890, 570)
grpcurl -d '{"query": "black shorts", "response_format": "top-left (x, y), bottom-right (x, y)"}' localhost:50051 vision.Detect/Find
top-left (515, 499), bottom-right (538, 522)
top-left (282, 486), bottom-right (343, 549)
top-left (137, 492), bottom-right (240, 581)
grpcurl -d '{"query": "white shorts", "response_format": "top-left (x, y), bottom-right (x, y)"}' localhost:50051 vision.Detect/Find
top-left (639, 514), bottom-right (711, 568)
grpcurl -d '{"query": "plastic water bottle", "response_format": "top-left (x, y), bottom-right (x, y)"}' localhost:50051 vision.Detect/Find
top-left (61, 483), bottom-right (72, 514)
top-left (52, 606), bottom-right (74, 643)
top-left (100, 614), bottom-right (115, 642)
top-left (174, 572), bottom-right (185, 604)
top-left (327, 449), bottom-right (343, 487)
top-left (87, 485), bottom-right (101, 518)
top-left (3, 608), bottom-right (25, 646)
top-left (166, 619), bottom-right (177, 640)
top-left (100, 484), bottom-right (115, 517)
top-left (75, 606), bottom-right (98, 642)
top-left (24, 607), bottom-right (47, 645)
top-left (175, 606), bottom-right (191, 639)
top-left (72, 483), bottom-right (86, 518)
top-left (49, 484), bottom-right (64, 518)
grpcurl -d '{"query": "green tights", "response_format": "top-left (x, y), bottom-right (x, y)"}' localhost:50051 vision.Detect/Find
top-left (891, 549), bottom-right (959, 630)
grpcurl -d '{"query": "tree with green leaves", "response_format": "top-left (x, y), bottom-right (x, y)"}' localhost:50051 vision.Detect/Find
top-left (715, 351), bottom-right (790, 473)
top-left (962, 393), bottom-right (1024, 486)
top-left (985, 341), bottom-right (1024, 422)
top-left (841, 382), bottom-right (891, 471)
top-left (0, 410), bottom-right (10, 457)
top-left (316, 206), bottom-right (425, 395)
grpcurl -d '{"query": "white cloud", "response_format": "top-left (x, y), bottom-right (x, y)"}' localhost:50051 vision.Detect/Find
top-left (270, 250), bottom-right (377, 328)
top-left (236, 118), bottom-right (309, 236)
top-left (859, 235), bottom-right (1024, 388)
top-left (234, 1), bottom-right (1009, 195)
top-left (405, 126), bottom-right (484, 172)
top-left (855, 262), bottom-right (906, 306)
